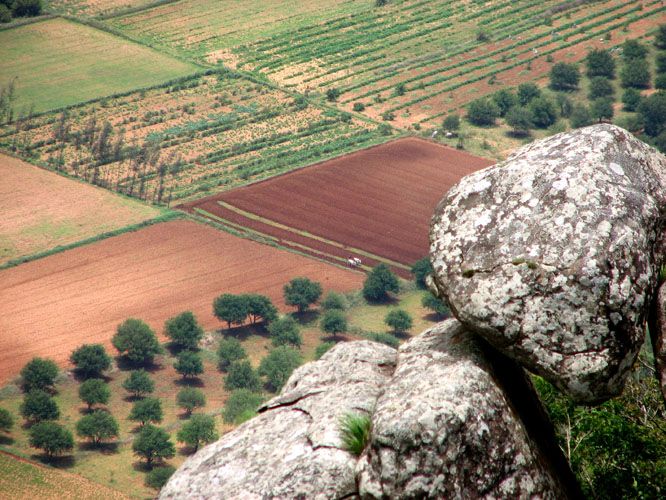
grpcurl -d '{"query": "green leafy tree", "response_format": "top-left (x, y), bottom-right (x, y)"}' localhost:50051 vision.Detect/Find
top-left (268, 316), bottom-right (302, 348)
top-left (655, 24), bottom-right (666, 49)
top-left (622, 39), bottom-right (648, 61)
top-left (549, 62), bottom-right (580, 91)
top-left (321, 291), bottom-right (347, 311)
top-left (79, 379), bottom-right (110, 410)
top-left (129, 397), bottom-right (163, 426)
top-left (122, 370), bottom-right (155, 398)
top-left (353, 102), bottom-right (365, 112)
top-left (0, 408), bottom-right (14, 432)
top-left (174, 351), bottom-right (204, 379)
top-left (528, 96), bottom-right (557, 128)
top-left (656, 52), bottom-right (666, 74)
top-left (570, 104), bottom-right (593, 128)
top-left (245, 294), bottom-right (278, 325)
top-left (132, 424), bottom-right (175, 464)
top-left (223, 389), bottom-right (264, 424)
top-left (590, 98), bottom-right (614, 122)
top-left (20, 358), bottom-right (58, 393)
top-left (20, 390), bottom-right (59, 422)
top-left (505, 106), bottom-right (533, 136)
top-left (585, 48), bottom-right (615, 78)
top-left (366, 332), bottom-right (400, 348)
top-left (421, 293), bottom-right (451, 319)
top-left (491, 89), bottom-right (518, 117)
top-left (314, 342), bottom-right (335, 360)
top-left (213, 294), bottom-right (248, 329)
top-left (176, 387), bottom-right (206, 416)
top-left (320, 309), bottom-right (348, 339)
top-left (326, 88), bottom-right (340, 102)
top-left (638, 92), bottom-right (666, 137)
top-left (442, 113), bottom-right (460, 132)
top-left (11, 0), bottom-right (42, 17)
top-left (517, 82), bottom-right (541, 105)
top-left (284, 277), bottom-right (323, 312)
top-left (555, 94), bottom-right (573, 118)
top-left (466, 98), bottom-right (499, 126)
top-left (164, 311), bottom-right (203, 350)
top-left (259, 347), bottom-right (302, 392)
top-left (70, 344), bottom-right (112, 379)
top-left (225, 361), bottom-right (261, 392)
top-left (410, 257), bottom-right (432, 289)
top-left (145, 466), bottom-right (176, 489)
top-left (362, 264), bottom-right (399, 302)
top-left (656, 74), bottom-right (666, 90)
top-left (112, 318), bottom-right (163, 365)
top-left (177, 414), bottom-right (218, 452)
top-left (0, 5), bottom-right (11, 23)
top-left (76, 410), bottom-right (119, 445)
top-left (621, 59), bottom-right (651, 89)
top-left (217, 338), bottom-right (247, 372)
top-left (29, 422), bottom-right (73, 458)
top-left (384, 309), bottom-right (413, 334)
top-left (588, 77), bottom-right (614, 100)
top-left (621, 88), bottom-right (642, 111)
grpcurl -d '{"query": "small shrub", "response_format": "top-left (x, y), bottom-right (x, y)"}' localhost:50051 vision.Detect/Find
top-left (145, 466), bottom-right (176, 489)
top-left (384, 309), bottom-right (413, 334)
top-left (225, 361), bottom-right (261, 391)
top-left (315, 342), bottom-right (335, 360)
top-left (365, 332), bottom-right (400, 349)
top-left (339, 413), bottom-right (371, 456)
top-left (217, 338), bottom-right (247, 372)
top-left (223, 389), bottom-right (264, 424)
top-left (258, 347), bottom-right (302, 392)
top-left (353, 102), bottom-right (366, 112)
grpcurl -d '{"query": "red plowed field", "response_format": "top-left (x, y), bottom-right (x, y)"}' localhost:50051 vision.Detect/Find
top-left (0, 220), bottom-right (362, 384)
top-left (182, 138), bottom-right (493, 270)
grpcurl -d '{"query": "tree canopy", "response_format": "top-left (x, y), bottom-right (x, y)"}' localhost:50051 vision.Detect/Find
top-left (259, 346), bottom-right (303, 393)
top-left (20, 390), bottom-right (59, 423)
top-left (363, 264), bottom-right (399, 302)
top-left (29, 422), bottom-right (73, 458)
top-left (217, 338), bottom-right (248, 372)
top-left (164, 311), bottom-right (204, 350)
top-left (421, 293), bottom-right (451, 319)
top-left (268, 316), bottom-right (302, 348)
top-left (320, 309), bottom-right (348, 338)
top-left (245, 294), bottom-right (278, 325)
top-left (621, 58), bottom-right (651, 89)
top-left (129, 397), bottom-right (163, 426)
top-left (174, 351), bottom-right (204, 379)
top-left (132, 424), bottom-right (175, 464)
top-left (528, 96), bottom-right (557, 128)
top-left (506, 106), bottom-right (533, 136)
top-left (0, 408), bottom-right (14, 432)
top-left (491, 89), bottom-right (518, 117)
top-left (176, 387), bottom-right (206, 416)
top-left (76, 410), bottom-right (119, 445)
top-left (222, 389), bottom-right (264, 424)
top-left (122, 370), bottom-right (155, 397)
top-left (321, 291), bottom-right (347, 311)
top-left (466, 98), bottom-right (499, 126)
top-left (225, 360), bottom-right (261, 392)
top-left (517, 82), bottom-right (541, 106)
top-left (585, 49), bottom-right (615, 79)
top-left (213, 294), bottom-right (249, 329)
top-left (638, 91), bottom-right (666, 137)
top-left (177, 414), bottom-right (218, 452)
top-left (112, 318), bottom-right (163, 365)
top-left (410, 257), bottom-right (432, 289)
top-left (70, 344), bottom-right (112, 379)
top-left (284, 277), bottom-right (323, 312)
top-left (20, 357), bottom-right (59, 393)
top-left (78, 379), bottom-right (110, 410)
top-left (588, 77), bottom-right (614, 100)
top-left (384, 309), bottom-right (413, 334)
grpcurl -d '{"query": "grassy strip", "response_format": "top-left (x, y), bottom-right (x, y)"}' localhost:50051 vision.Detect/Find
top-left (216, 201), bottom-right (411, 270)
top-left (96, 0), bottom-right (183, 21)
top-left (0, 14), bottom-right (56, 32)
top-left (0, 211), bottom-right (182, 271)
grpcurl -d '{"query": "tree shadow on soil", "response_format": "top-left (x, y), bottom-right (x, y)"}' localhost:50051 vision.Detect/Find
top-left (115, 356), bottom-right (163, 374)
top-left (77, 441), bottom-right (119, 454)
top-left (34, 454), bottom-right (75, 469)
top-left (321, 334), bottom-right (355, 343)
top-left (178, 445), bottom-right (196, 457)
top-left (132, 460), bottom-right (154, 473)
top-left (0, 434), bottom-right (14, 446)
top-left (220, 324), bottom-right (270, 342)
top-left (291, 310), bottom-right (320, 326)
top-left (174, 377), bottom-right (204, 388)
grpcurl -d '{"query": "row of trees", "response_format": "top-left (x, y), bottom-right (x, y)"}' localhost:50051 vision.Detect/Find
top-left (0, 0), bottom-right (42, 24)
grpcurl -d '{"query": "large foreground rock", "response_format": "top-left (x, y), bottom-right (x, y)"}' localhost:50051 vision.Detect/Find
top-left (431, 124), bottom-right (666, 403)
top-left (159, 341), bottom-right (396, 499)
top-left (357, 320), bottom-right (573, 498)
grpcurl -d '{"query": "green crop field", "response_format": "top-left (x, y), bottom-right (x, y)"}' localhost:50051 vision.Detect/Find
top-left (0, 18), bottom-right (197, 113)
top-left (44, 0), bottom-right (160, 17)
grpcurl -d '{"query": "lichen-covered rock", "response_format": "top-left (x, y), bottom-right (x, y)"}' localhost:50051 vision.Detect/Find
top-left (159, 341), bottom-right (396, 499)
top-left (431, 124), bottom-right (666, 403)
top-left (357, 320), bottom-right (568, 498)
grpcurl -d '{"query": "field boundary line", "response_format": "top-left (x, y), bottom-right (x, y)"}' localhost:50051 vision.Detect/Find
top-left (96, 0), bottom-right (183, 21)
top-left (0, 14), bottom-right (56, 32)
top-left (0, 211), bottom-right (182, 271)
top-left (216, 201), bottom-right (411, 271)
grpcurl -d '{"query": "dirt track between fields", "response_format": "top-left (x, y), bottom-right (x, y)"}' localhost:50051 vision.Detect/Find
top-left (0, 220), bottom-right (363, 384)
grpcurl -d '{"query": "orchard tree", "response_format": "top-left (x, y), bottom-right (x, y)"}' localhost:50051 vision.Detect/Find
top-left (132, 424), bottom-right (175, 464)
top-left (76, 410), bottom-right (119, 445)
top-left (29, 422), bottom-right (73, 459)
top-left (129, 397), bottom-right (163, 426)
top-left (442, 113), bottom-right (460, 133)
top-left (259, 347), bottom-right (303, 393)
top-left (550, 62), bottom-right (580, 91)
top-left (177, 414), bottom-right (218, 452)
top-left (410, 257), bottom-right (432, 289)
top-left (506, 106), bottom-right (533, 136)
top-left (176, 388), bottom-right (206, 416)
top-left (284, 277), bottom-right (322, 313)
top-left (591, 98), bottom-right (614, 123)
top-left (223, 389), bottom-right (264, 424)
top-left (638, 92), bottom-right (666, 137)
top-left (570, 104), bottom-right (593, 129)
top-left (622, 39), bottom-right (648, 61)
top-left (588, 77), bottom-right (614, 100)
top-left (174, 351), bottom-right (204, 379)
top-left (491, 89), bottom-right (518, 117)
top-left (363, 264), bottom-right (399, 302)
top-left (466, 98), bottom-right (499, 126)
top-left (315, 342), bottom-right (335, 360)
top-left (20, 358), bottom-right (58, 393)
top-left (517, 82), bottom-right (541, 105)
top-left (621, 59), bottom-right (651, 89)
top-left (122, 370), bottom-right (155, 398)
top-left (245, 294), bottom-right (278, 325)
top-left (655, 24), bottom-right (666, 49)
top-left (20, 390), bottom-right (59, 423)
top-left (12, 0), bottom-right (42, 17)
top-left (112, 318), bottom-right (163, 365)
top-left (0, 408), bottom-right (14, 433)
top-left (225, 361), bottom-right (261, 392)
top-left (217, 338), bottom-right (247, 372)
top-left (384, 309), bottom-right (413, 334)
top-left (585, 48), bottom-right (615, 78)
top-left (656, 53), bottom-right (666, 74)
top-left (268, 316), bottom-right (302, 348)
top-left (213, 294), bottom-right (248, 329)
top-left (528, 96), bottom-right (557, 128)
top-left (164, 311), bottom-right (203, 351)
top-left (422, 293), bottom-right (451, 319)
top-left (78, 379), bottom-right (110, 410)
top-left (320, 310), bottom-right (348, 339)
top-left (70, 344), bottom-right (112, 379)
top-left (321, 291), bottom-right (347, 311)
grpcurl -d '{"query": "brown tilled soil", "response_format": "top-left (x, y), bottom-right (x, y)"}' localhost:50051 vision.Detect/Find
top-left (0, 220), bottom-right (363, 384)
top-left (181, 137), bottom-right (494, 268)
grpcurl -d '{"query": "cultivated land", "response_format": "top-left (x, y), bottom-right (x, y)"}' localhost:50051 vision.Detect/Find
top-left (0, 18), bottom-right (197, 113)
top-left (0, 72), bottom-right (388, 203)
top-left (0, 153), bottom-right (161, 265)
top-left (0, 451), bottom-right (128, 499)
top-left (45, 0), bottom-right (158, 17)
top-left (182, 138), bottom-right (493, 275)
top-left (109, 0), bottom-right (666, 128)
top-left (0, 219), bottom-right (364, 384)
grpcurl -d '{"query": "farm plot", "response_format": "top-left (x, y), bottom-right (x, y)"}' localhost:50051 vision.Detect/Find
top-left (0, 153), bottom-right (161, 265)
top-left (108, 0), bottom-right (666, 128)
top-left (0, 18), bottom-right (197, 113)
top-left (182, 138), bottom-right (494, 276)
top-left (44, 0), bottom-right (158, 17)
top-left (0, 220), bottom-right (363, 384)
top-left (0, 72), bottom-right (387, 204)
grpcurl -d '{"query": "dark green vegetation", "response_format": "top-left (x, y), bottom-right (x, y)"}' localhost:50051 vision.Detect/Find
top-left (339, 412), bottom-right (372, 457)
top-left (112, 318), bottom-right (163, 365)
top-left (70, 344), bottom-right (112, 379)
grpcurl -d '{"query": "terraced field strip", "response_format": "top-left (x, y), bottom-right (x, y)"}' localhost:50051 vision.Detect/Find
top-left (0, 17), bottom-right (198, 113)
top-left (182, 137), bottom-right (494, 274)
top-left (0, 219), bottom-right (363, 384)
top-left (44, 0), bottom-right (161, 17)
top-left (0, 72), bottom-right (387, 204)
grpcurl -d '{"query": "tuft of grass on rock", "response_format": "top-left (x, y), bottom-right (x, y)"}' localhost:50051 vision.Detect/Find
top-left (339, 412), bottom-right (372, 456)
